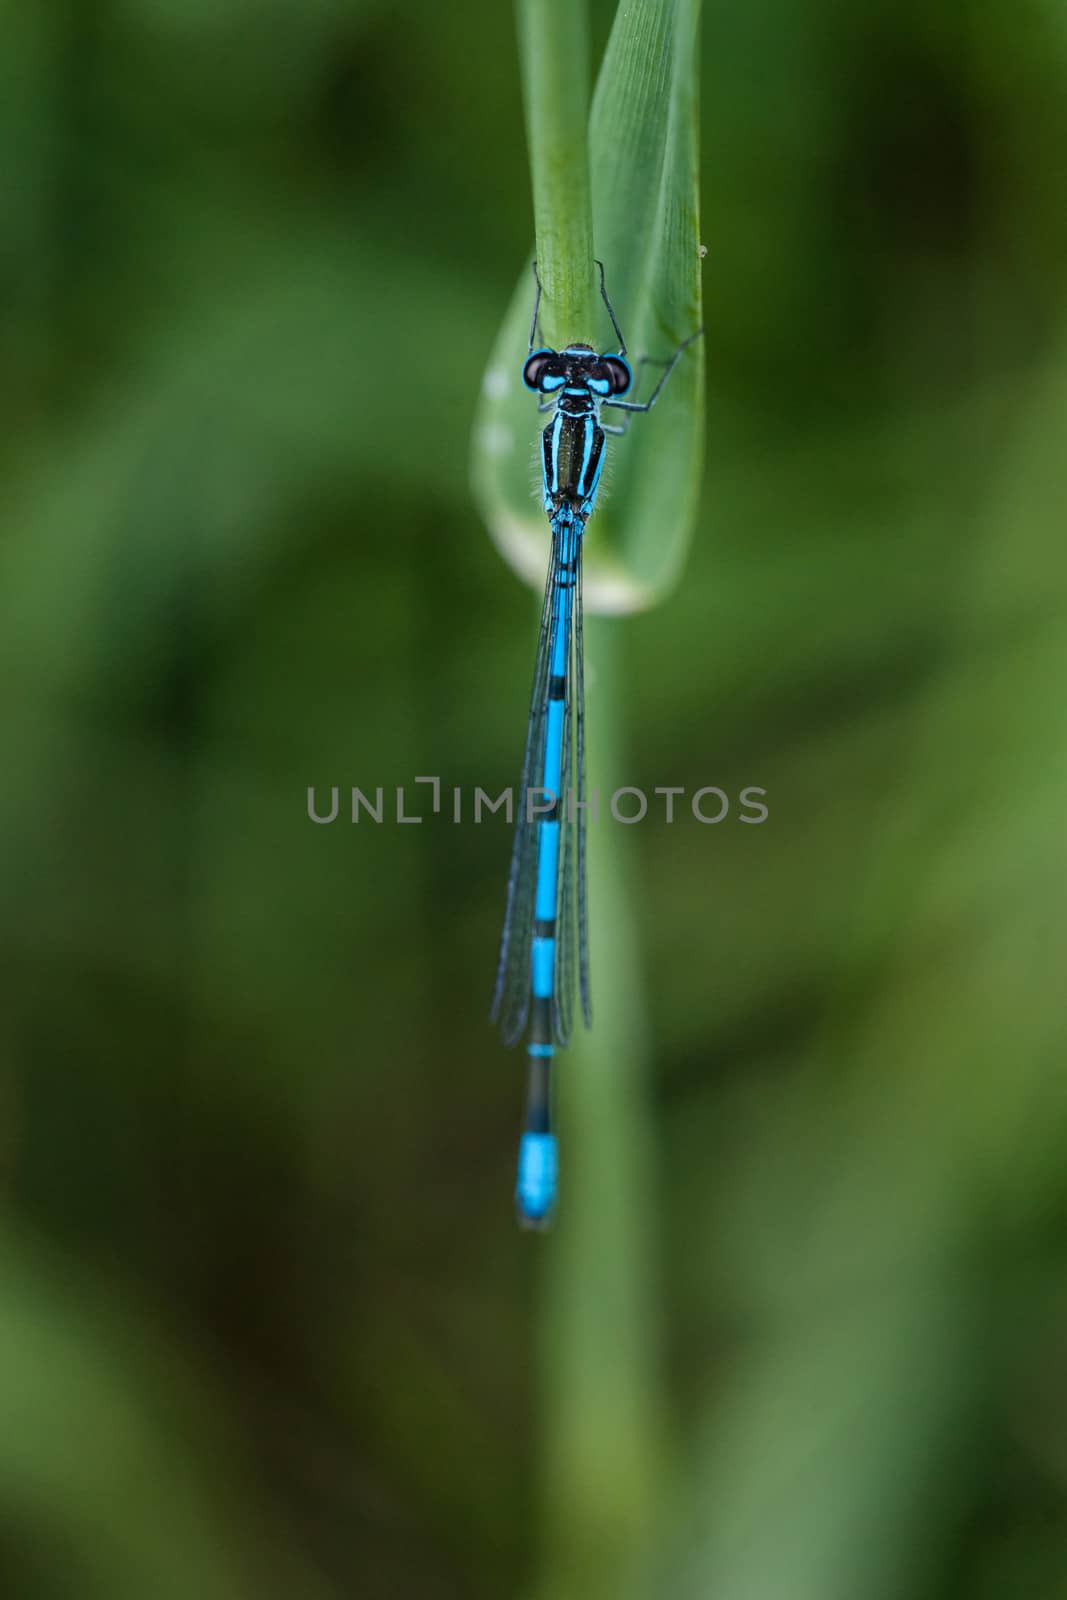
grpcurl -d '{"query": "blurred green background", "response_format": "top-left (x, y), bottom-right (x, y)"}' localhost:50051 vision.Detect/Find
top-left (3, 1), bottom-right (1067, 1597)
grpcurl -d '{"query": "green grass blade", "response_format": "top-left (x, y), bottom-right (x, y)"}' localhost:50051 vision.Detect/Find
top-left (588, 0), bottom-right (705, 602)
top-left (476, 7), bottom-right (705, 1596)
top-left (473, 8), bottom-right (704, 1589)
top-left (472, 0), bottom-right (704, 615)
top-left (516, 0), bottom-right (596, 343)
top-left (534, 619), bottom-right (666, 1600)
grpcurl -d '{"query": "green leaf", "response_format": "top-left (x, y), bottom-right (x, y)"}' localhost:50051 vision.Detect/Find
top-left (472, 0), bottom-right (705, 615)
top-left (474, 7), bottom-right (705, 1597)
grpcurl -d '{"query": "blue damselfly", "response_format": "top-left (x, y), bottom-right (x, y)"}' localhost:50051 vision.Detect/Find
top-left (491, 261), bottom-right (701, 1228)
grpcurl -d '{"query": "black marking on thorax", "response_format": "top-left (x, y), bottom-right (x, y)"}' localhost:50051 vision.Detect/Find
top-left (544, 410), bottom-right (604, 505)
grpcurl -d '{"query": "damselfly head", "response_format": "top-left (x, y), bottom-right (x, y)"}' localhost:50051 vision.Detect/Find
top-left (523, 346), bottom-right (632, 398)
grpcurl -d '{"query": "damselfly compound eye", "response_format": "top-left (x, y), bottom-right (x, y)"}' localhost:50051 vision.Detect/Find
top-left (522, 349), bottom-right (557, 391)
top-left (604, 355), bottom-right (632, 395)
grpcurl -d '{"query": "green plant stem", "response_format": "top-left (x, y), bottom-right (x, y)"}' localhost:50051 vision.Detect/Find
top-left (516, 0), bottom-right (596, 345)
top-left (513, 6), bottom-right (673, 1590)
top-left (537, 619), bottom-right (663, 1598)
